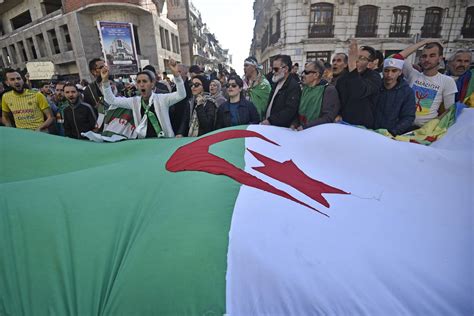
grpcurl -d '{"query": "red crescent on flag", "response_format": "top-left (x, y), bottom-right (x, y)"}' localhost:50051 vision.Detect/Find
top-left (166, 130), bottom-right (349, 217)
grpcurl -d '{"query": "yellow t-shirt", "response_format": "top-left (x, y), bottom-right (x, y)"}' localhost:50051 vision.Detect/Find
top-left (1, 89), bottom-right (50, 130)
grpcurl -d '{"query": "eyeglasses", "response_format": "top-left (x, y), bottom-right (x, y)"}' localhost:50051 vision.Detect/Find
top-left (302, 70), bottom-right (318, 75)
top-left (357, 56), bottom-right (372, 62)
top-left (226, 83), bottom-right (239, 88)
top-left (96, 65), bottom-right (105, 70)
top-left (272, 65), bottom-right (287, 72)
top-left (190, 82), bottom-right (202, 88)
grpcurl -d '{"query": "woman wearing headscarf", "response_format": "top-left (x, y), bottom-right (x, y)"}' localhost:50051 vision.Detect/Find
top-left (215, 75), bottom-right (260, 129)
top-left (176, 75), bottom-right (217, 137)
top-left (209, 79), bottom-right (227, 107)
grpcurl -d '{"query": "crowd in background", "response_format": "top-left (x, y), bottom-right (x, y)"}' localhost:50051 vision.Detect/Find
top-left (1, 38), bottom-right (472, 142)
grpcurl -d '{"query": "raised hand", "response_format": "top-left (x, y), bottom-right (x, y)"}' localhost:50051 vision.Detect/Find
top-left (100, 65), bottom-right (109, 83)
top-left (169, 58), bottom-right (179, 76)
top-left (348, 39), bottom-right (358, 72)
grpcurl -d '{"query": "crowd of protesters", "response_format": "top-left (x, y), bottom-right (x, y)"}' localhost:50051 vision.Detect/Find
top-left (1, 39), bottom-right (472, 142)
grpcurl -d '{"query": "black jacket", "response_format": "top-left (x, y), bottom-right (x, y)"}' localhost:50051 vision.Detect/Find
top-left (170, 77), bottom-right (192, 134)
top-left (267, 75), bottom-right (301, 127)
top-left (178, 97), bottom-right (217, 136)
top-left (83, 81), bottom-right (104, 115)
top-left (374, 78), bottom-right (416, 136)
top-left (336, 68), bottom-right (382, 129)
top-left (216, 98), bottom-right (260, 129)
top-left (64, 100), bottom-right (97, 139)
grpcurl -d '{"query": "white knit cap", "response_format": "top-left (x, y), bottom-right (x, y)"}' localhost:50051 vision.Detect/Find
top-left (383, 58), bottom-right (404, 70)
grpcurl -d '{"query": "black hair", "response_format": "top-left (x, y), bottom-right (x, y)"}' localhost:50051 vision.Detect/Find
top-left (4, 68), bottom-right (19, 81)
top-left (273, 54), bottom-right (292, 70)
top-left (63, 82), bottom-right (78, 91)
top-left (424, 42), bottom-right (444, 56)
top-left (88, 58), bottom-right (103, 71)
top-left (227, 75), bottom-right (243, 88)
top-left (360, 46), bottom-right (377, 61)
top-left (143, 65), bottom-right (157, 75)
top-left (375, 50), bottom-right (384, 69)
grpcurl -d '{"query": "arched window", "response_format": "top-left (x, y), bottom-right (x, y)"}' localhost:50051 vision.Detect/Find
top-left (421, 7), bottom-right (443, 38)
top-left (356, 5), bottom-right (378, 37)
top-left (461, 6), bottom-right (474, 38)
top-left (390, 6), bottom-right (411, 37)
top-left (309, 3), bottom-right (334, 38)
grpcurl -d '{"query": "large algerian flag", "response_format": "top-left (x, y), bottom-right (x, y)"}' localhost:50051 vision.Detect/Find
top-left (1, 110), bottom-right (473, 315)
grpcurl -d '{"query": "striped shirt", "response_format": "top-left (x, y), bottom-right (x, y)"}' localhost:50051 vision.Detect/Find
top-left (1, 89), bottom-right (50, 130)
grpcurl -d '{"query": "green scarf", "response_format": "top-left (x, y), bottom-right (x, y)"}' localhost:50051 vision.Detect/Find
top-left (248, 75), bottom-right (271, 120)
top-left (298, 83), bottom-right (326, 124)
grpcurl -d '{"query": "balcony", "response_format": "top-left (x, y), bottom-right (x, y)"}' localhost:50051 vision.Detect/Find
top-left (308, 24), bottom-right (334, 38)
top-left (389, 25), bottom-right (411, 38)
top-left (461, 26), bottom-right (474, 38)
top-left (355, 24), bottom-right (377, 38)
top-left (421, 25), bottom-right (442, 38)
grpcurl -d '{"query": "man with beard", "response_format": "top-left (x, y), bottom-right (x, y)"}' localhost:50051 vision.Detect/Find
top-left (292, 60), bottom-right (340, 130)
top-left (446, 49), bottom-right (473, 106)
top-left (335, 40), bottom-right (382, 129)
top-left (63, 83), bottom-right (97, 139)
top-left (83, 58), bottom-right (108, 122)
top-left (399, 40), bottom-right (457, 127)
top-left (330, 52), bottom-right (348, 85)
top-left (261, 54), bottom-right (301, 127)
top-left (374, 54), bottom-right (415, 136)
top-left (242, 56), bottom-right (271, 120)
top-left (1, 69), bottom-right (53, 131)
top-left (52, 81), bottom-right (69, 135)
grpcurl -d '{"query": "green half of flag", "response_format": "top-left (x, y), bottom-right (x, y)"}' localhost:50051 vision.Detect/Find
top-left (0, 127), bottom-right (244, 315)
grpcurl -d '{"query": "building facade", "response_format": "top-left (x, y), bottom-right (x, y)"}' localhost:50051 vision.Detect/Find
top-left (0, 0), bottom-right (182, 81)
top-left (166, 0), bottom-right (231, 70)
top-left (250, 0), bottom-right (474, 73)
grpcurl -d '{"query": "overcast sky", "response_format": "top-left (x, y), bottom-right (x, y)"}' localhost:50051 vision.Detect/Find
top-left (190, 0), bottom-right (255, 76)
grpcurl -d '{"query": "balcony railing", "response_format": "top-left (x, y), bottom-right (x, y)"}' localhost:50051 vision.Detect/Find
top-left (461, 26), bottom-right (474, 38)
top-left (355, 24), bottom-right (377, 37)
top-left (421, 25), bottom-right (442, 38)
top-left (308, 24), bottom-right (334, 38)
top-left (389, 24), bottom-right (411, 37)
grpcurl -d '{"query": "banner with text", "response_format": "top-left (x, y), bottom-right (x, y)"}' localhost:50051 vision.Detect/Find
top-left (97, 21), bottom-right (139, 75)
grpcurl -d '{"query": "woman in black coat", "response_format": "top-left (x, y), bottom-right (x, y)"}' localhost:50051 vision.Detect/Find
top-left (176, 75), bottom-right (217, 137)
top-left (215, 75), bottom-right (260, 129)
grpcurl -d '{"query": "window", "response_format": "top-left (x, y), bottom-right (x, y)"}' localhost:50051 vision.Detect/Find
top-left (461, 6), bottom-right (474, 38)
top-left (175, 35), bottom-right (180, 53)
top-left (18, 41), bottom-right (28, 62)
top-left (160, 27), bottom-right (166, 49)
top-left (421, 7), bottom-right (442, 38)
top-left (390, 6), bottom-right (411, 37)
top-left (356, 5), bottom-right (378, 37)
top-left (171, 34), bottom-right (180, 54)
top-left (261, 27), bottom-right (269, 52)
top-left (26, 38), bottom-right (38, 59)
top-left (47, 29), bottom-right (60, 54)
top-left (2, 47), bottom-right (11, 65)
top-left (8, 45), bottom-right (17, 64)
top-left (36, 33), bottom-right (47, 57)
top-left (10, 10), bottom-right (32, 30)
top-left (132, 25), bottom-right (141, 55)
top-left (309, 3), bottom-right (334, 38)
top-left (269, 11), bottom-right (280, 44)
top-left (42, 0), bottom-right (62, 15)
top-left (307, 51), bottom-right (331, 63)
top-left (165, 29), bottom-right (171, 51)
top-left (60, 25), bottom-right (73, 51)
